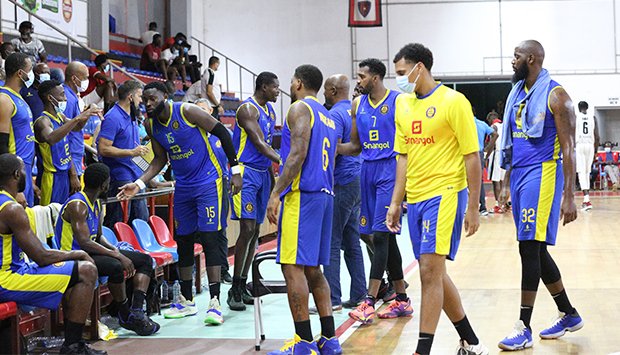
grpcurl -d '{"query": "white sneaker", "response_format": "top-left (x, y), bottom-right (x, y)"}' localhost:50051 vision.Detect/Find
top-left (204, 296), bottom-right (224, 325)
top-left (164, 296), bottom-right (198, 319)
top-left (456, 339), bottom-right (489, 355)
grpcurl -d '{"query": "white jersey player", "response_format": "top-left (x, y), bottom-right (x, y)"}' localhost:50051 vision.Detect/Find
top-left (575, 101), bottom-right (599, 210)
top-left (486, 112), bottom-right (507, 213)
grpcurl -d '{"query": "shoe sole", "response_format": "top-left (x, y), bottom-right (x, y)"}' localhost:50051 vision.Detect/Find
top-left (348, 313), bottom-right (374, 324)
top-left (227, 303), bottom-right (246, 311)
top-left (377, 310), bottom-right (413, 319)
top-left (497, 339), bottom-right (533, 351)
top-left (163, 310), bottom-right (198, 319)
top-left (539, 320), bottom-right (584, 339)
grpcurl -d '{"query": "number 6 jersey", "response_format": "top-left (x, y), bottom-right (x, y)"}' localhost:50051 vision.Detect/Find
top-left (575, 111), bottom-right (595, 146)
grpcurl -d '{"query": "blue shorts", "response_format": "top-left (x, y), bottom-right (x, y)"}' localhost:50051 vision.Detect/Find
top-left (174, 178), bottom-right (226, 235)
top-left (408, 189), bottom-right (468, 261)
top-left (510, 161), bottom-right (563, 245)
top-left (38, 170), bottom-right (70, 206)
top-left (360, 158), bottom-right (400, 234)
top-left (277, 191), bottom-right (333, 266)
top-left (24, 162), bottom-right (34, 207)
top-left (231, 165), bottom-right (271, 224)
top-left (0, 261), bottom-right (75, 310)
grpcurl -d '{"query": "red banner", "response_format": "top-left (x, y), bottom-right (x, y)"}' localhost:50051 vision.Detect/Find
top-left (349, 0), bottom-right (382, 27)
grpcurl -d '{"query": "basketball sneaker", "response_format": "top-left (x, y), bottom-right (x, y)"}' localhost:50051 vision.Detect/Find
top-left (164, 296), bottom-right (198, 319)
top-left (317, 335), bottom-right (342, 355)
top-left (377, 280), bottom-right (396, 302)
top-left (493, 205), bottom-right (504, 214)
top-left (377, 298), bottom-right (413, 319)
top-left (268, 334), bottom-right (319, 355)
top-left (119, 308), bottom-right (160, 336)
top-left (204, 296), bottom-right (224, 325)
top-left (227, 286), bottom-right (246, 311)
top-left (498, 320), bottom-right (533, 350)
top-left (348, 298), bottom-right (375, 324)
top-left (479, 209), bottom-right (489, 216)
top-left (539, 312), bottom-right (584, 339)
top-left (241, 285), bottom-right (254, 305)
top-left (456, 340), bottom-right (489, 355)
top-left (581, 201), bottom-right (593, 211)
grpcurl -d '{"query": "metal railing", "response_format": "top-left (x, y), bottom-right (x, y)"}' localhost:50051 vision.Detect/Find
top-left (191, 36), bottom-right (291, 124)
top-left (6, 0), bottom-right (143, 84)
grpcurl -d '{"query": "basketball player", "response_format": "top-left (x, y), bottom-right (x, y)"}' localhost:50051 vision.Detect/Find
top-left (117, 81), bottom-right (242, 326)
top-left (575, 101), bottom-right (599, 210)
top-left (387, 42), bottom-right (489, 355)
top-left (486, 112), bottom-right (507, 213)
top-left (498, 40), bottom-right (582, 351)
top-left (339, 58), bottom-right (411, 324)
top-left (265, 64), bottom-right (341, 354)
top-left (228, 72), bottom-right (280, 311)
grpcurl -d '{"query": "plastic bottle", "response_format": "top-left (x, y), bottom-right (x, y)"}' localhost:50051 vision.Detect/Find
top-left (172, 280), bottom-right (181, 304)
top-left (41, 336), bottom-right (64, 348)
top-left (161, 280), bottom-right (169, 302)
top-left (201, 273), bottom-right (208, 293)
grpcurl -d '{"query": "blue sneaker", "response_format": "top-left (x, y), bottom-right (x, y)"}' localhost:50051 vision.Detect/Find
top-left (317, 335), bottom-right (342, 355)
top-left (539, 312), bottom-right (584, 339)
top-left (498, 320), bottom-right (533, 351)
top-left (268, 335), bottom-right (319, 355)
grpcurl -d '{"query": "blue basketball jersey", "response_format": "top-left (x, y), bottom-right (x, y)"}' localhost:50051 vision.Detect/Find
top-left (55, 191), bottom-right (101, 251)
top-left (233, 97), bottom-right (276, 170)
top-left (510, 80), bottom-right (562, 168)
top-left (0, 191), bottom-right (27, 272)
top-left (35, 111), bottom-right (72, 173)
top-left (150, 102), bottom-right (223, 187)
top-left (356, 90), bottom-right (399, 161)
top-left (280, 97), bottom-right (337, 197)
top-left (0, 87), bottom-right (35, 165)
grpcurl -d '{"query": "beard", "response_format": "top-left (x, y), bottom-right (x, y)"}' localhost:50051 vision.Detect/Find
top-left (512, 63), bottom-right (529, 83)
top-left (359, 82), bottom-right (372, 95)
top-left (151, 101), bottom-right (166, 118)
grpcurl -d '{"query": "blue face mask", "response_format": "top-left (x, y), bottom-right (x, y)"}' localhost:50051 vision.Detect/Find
top-left (396, 64), bottom-right (420, 94)
top-left (52, 97), bottom-right (67, 114)
top-left (183, 47), bottom-right (188, 54)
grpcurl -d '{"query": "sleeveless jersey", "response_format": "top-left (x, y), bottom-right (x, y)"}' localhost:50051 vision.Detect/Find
top-left (280, 96), bottom-right (337, 197)
top-left (0, 191), bottom-right (27, 272)
top-left (150, 102), bottom-right (223, 187)
top-left (35, 111), bottom-right (72, 173)
top-left (510, 80), bottom-right (562, 168)
top-left (356, 90), bottom-right (399, 161)
top-left (233, 97), bottom-right (276, 170)
top-left (0, 87), bottom-right (35, 165)
top-left (54, 191), bottom-right (101, 251)
top-left (575, 112), bottom-right (595, 145)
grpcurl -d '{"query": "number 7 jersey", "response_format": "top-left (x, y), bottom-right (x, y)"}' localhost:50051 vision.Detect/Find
top-left (356, 90), bottom-right (400, 161)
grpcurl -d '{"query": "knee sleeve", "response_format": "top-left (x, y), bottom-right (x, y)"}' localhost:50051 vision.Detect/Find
top-left (369, 232), bottom-right (389, 280)
top-left (175, 234), bottom-right (196, 268)
top-left (519, 241), bottom-right (541, 291)
top-left (198, 231), bottom-right (227, 267)
top-left (125, 251), bottom-right (155, 279)
top-left (539, 244), bottom-right (561, 285)
top-left (386, 235), bottom-right (404, 281)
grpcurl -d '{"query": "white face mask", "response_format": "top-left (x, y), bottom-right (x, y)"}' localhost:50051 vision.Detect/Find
top-left (103, 64), bottom-right (110, 73)
top-left (21, 69), bottom-right (35, 88)
top-left (77, 77), bottom-right (89, 92)
top-left (38, 73), bottom-right (50, 83)
top-left (395, 64), bottom-right (421, 94)
top-left (605, 147), bottom-right (612, 153)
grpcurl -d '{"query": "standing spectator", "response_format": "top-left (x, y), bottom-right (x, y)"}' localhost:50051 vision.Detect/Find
top-left (474, 113), bottom-right (497, 216)
top-left (98, 80), bottom-right (149, 228)
top-left (11, 21), bottom-right (47, 63)
top-left (201, 56), bottom-right (223, 119)
top-left (0, 42), bottom-right (16, 81)
top-left (140, 22), bottom-right (159, 45)
top-left (84, 54), bottom-right (117, 112)
top-left (20, 62), bottom-right (51, 120)
top-left (140, 34), bottom-right (168, 79)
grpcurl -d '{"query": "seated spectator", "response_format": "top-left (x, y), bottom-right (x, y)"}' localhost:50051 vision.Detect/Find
top-left (600, 141), bottom-right (620, 190)
top-left (20, 62), bottom-right (51, 119)
top-left (0, 42), bottom-right (15, 81)
top-left (161, 40), bottom-right (192, 90)
top-left (140, 34), bottom-right (168, 79)
top-left (84, 54), bottom-right (117, 112)
top-left (50, 67), bottom-right (65, 83)
top-left (0, 153), bottom-right (106, 355)
top-left (140, 22), bottom-right (159, 45)
top-left (55, 163), bottom-right (160, 336)
top-left (11, 21), bottom-right (47, 63)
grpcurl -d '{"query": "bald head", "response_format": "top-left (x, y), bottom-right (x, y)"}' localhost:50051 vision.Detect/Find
top-left (517, 40), bottom-right (545, 63)
top-left (34, 63), bottom-right (50, 76)
top-left (65, 61), bottom-right (88, 91)
top-left (324, 74), bottom-right (350, 106)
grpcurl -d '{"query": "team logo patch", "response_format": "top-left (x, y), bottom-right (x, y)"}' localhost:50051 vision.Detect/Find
top-left (426, 106), bottom-right (436, 118)
top-left (216, 140), bottom-right (222, 148)
top-left (380, 105), bottom-right (389, 115)
top-left (270, 112), bottom-right (275, 120)
top-left (245, 202), bottom-right (255, 213)
top-left (53, 261), bottom-right (66, 267)
top-left (411, 121), bottom-right (422, 134)
top-left (172, 120), bottom-right (180, 130)
top-left (360, 216), bottom-right (368, 227)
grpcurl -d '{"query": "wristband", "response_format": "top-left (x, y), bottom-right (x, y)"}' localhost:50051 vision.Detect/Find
top-left (134, 179), bottom-right (146, 190)
top-left (231, 165), bottom-right (241, 175)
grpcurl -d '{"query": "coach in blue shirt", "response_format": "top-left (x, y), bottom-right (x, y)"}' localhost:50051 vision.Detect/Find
top-left (322, 74), bottom-right (366, 310)
top-left (98, 80), bottom-right (150, 227)
top-left (64, 62), bottom-right (94, 176)
top-left (21, 62), bottom-right (50, 119)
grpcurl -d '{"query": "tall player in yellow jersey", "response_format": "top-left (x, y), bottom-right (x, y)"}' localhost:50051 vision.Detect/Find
top-left (387, 43), bottom-right (489, 355)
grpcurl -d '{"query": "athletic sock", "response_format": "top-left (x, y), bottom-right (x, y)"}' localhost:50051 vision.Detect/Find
top-left (132, 290), bottom-right (146, 310)
top-left (452, 315), bottom-right (479, 345)
top-left (415, 332), bottom-right (434, 355)
top-left (209, 282), bottom-right (220, 301)
top-left (320, 316), bottom-right (335, 338)
top-left (520, 305), bottom-right (534, 329)
top-left (552, 290), bottom-right (576, 315)
top-left (180, 279), bottom-right (193, 301)
top-left (584, 194), bottom-right (590, 203)
top-left (232, 276), bottom-right (242, 288)
top-left (240, 276), bottom-right (248, 287)
top-left (396, 293), bottom-right (408, 302)
top-left (63, 320), bottom-right (85, 346)
top-left (117, 298), bottom-right (130, 320)
top-left (294, 319), bottom-right (313, 342)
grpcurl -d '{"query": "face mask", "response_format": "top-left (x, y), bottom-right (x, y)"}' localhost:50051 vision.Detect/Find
top-left (103, 64), bottom-right (110, 73)
top-left (21, 69), bottom-right (35, 88)
top-left (605, 147), bottom-right (612, 153)
top-left (52, 97), bottom-right (67, 114)
top-left (38, 73), bottom-right (50, 83)
top-left (396, 64), bottom-right (421, 94)
top-left (76, 77), bottom-right (89, 92)
top-left (183, 47), bottom-right (188, 54)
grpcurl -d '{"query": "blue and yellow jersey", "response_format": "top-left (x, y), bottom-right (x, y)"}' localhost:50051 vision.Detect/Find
top-left (54, 191), bottom-right (101, 251)
top-left (35, 111), bottom-right (72, 173)
top-left (233, 97), bottom-right (276, 170)
top-left (0, 191), bottom-right (28, 272)
top-left (150, 102), bottom-right (223, 187)
top-left (510, 80), bottom-right (562, 168)
top-left (280, 96), bottom-right (337, 197)
top-left (0, 86), bottom-right (35, 165)
top-left (356, 90), bottom-right (399, 161)
top-left (394, 84), bottom-right (479, 203)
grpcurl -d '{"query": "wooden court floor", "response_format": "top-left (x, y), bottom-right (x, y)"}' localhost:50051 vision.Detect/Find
top-left (343, 195), bottom-right (620, 355)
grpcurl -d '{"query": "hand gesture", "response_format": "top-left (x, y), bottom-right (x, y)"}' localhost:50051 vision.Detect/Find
top-left (117, 182), bottom-right (140, 201)
top-left (118, 253), bottom-right (136, 278)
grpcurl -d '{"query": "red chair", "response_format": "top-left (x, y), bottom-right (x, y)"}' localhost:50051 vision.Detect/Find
top-left (0, 302), bottom-right (20, 354)
top-left (113, 222), bottom-right (174, 267)
top-left (149, 215), bottom-right (204, 292)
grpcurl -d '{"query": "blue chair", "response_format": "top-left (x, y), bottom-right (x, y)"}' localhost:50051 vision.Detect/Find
top-left (101, 226), bottom-right (118, 247)
top-left (131, 219), bottom-right (178, 262)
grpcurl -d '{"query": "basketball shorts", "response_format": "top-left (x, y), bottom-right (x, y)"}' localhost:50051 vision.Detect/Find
top-left (39, 170), bottom-right (70, 206)
top-left (231, 165), bottom-right (271, 223)
top-left (360, 158), bottom-right (401, 234)
top-left (277, 191), bottom-right (333, 266)
top-left (0, 261), bottom-right (75, 309)
top-left (174, 178), bottom-right (226, 235)
top-left (408, 188), bottom-right (468, 261)
top-left (510, 160), bottom-right (563, 245)
top-left (488, 150), bottom-right (506, 182)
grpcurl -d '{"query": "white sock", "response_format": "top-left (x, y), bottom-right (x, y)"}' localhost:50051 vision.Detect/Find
top-left (584, 194), bottom-right (590, 203)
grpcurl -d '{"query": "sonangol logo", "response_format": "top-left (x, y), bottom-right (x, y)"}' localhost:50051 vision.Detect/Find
top-left (411, 121), bottom-right (422, 134)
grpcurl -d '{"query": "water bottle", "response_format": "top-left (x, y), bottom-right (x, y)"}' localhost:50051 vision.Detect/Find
top-left (161, 281), bottom-right (169, 302)
top-left (172, 280), bottom-right (181, 304)
top-left (201, 273), bottom-right (208, 292)
top-left (41, 336), bottom-right (65, 348)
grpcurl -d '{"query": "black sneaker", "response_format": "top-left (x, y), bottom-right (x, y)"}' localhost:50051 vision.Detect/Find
top-left (241, 285), bottom-right (254, 305)
top-left (59, 341), bottom-right (107, 355)
top-left (119, 309), bottom-right (160, 336)
top-left (227, 286), bottom-right (246, 311)
top-left (221, 269), bottom-right (233, 285)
